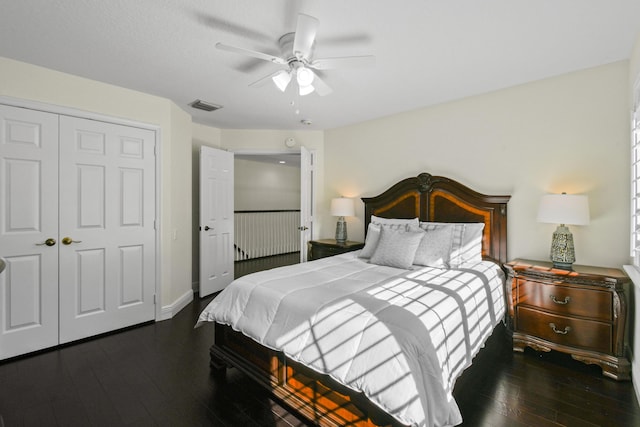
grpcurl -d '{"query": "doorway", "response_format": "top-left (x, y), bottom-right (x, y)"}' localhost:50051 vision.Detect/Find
top-left (194, 146), bottom-right (315, 296)
top-left (234, 152), bottom-right (302, 278)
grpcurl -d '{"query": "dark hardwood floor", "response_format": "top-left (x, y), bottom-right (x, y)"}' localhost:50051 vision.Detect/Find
top-left (1, 254), bottom-right (639, 426)
top-left (235, 252), bottom-right (300, 279)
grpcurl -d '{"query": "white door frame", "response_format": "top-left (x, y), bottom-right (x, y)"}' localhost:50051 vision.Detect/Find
top-left (0, 96), bottom-right (163, 321)
top-left (299, 146), bottom-right (313, 262)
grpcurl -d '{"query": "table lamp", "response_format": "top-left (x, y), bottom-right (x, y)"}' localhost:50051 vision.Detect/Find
top-left (537, 193), bottom-right (590, 270)
top-left (330, 197), bottom-right (355, 244)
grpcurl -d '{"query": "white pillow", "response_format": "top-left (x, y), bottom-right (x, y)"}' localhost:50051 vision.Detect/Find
top-left (413, 226), bottom-right (453, 268)
top-left (371, 215), bottom-right (419, 227)
top-left (360, 221), bottom-right (418, 259)
top-left (359, 223), bottom-right (382, 258)
top-left (455, 222), bottom-right (484, 265)
top-left (369, 227), bottom-right (425, 269)
top-left (419, 222), bottom-right (485, 267)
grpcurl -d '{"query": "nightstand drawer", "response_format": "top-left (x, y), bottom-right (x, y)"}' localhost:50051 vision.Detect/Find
top-left (517, 306), bottom-right (612, 354)
top-left (517, 279), bottom-right (612, 321)
top-left (320, 246), bottom-right (348, 256)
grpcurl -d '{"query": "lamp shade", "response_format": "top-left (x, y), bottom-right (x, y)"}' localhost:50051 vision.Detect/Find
top-left (537, 194), bottom-right (590, 226)
top-left (330, 198), bottom-right (355, 217)
top-left (272, 70), bottom-right (292, 92)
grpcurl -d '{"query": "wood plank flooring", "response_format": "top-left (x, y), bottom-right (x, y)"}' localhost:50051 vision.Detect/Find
top-left (235, 252), bottom-right (300, 279)
top-left (1, 255), bottom-right (639, 426)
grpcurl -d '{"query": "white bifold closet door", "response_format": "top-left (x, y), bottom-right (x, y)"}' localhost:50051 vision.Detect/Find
top-left (58, 116), bottom-right (156, 343)
top-left (0, 106), bottom-right (60, 358)
top-left (0, 104), bottom-right (156, 359)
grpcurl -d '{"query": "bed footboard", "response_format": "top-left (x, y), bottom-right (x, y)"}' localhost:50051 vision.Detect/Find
top-left (211, 323), bottom-right (405, 427)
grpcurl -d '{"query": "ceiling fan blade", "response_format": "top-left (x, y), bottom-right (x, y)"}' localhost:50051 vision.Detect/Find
top-left (249, 69), bottom-right (288, 88)
top-left (310, 55), bottom-right (376, 70)
top-left (293, 14), bottom-right (319, 60)
top-left (216, 42), bottom-right (287, 65)
top-left (310, 72), bottom-right (332, 96)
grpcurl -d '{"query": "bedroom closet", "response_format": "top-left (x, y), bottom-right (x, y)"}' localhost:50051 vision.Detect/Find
top-left (0, 103), bottom-right (157, 360)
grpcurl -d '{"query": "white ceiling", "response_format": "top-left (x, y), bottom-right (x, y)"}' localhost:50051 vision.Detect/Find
top-left (1, 1), bottom-right (639, 131)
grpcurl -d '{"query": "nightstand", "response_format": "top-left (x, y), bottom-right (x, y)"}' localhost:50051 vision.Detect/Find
top-left (308, 239), bottom-right (364, 261)
top-left (504, 259), bottom-right (630, 380)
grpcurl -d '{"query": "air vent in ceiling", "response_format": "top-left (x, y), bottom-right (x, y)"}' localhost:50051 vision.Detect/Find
top-left (190, 99), bottom-right (223, 112)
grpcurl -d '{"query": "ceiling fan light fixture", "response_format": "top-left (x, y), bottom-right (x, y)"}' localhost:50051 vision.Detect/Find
top-left (272, 70), bottom-right (292, 92)
top-left (296, 66), bottom-right (314, 87)
top-left (299, 84), bottom-right (314, 96)
top-left (216, 13), bottom-right (375, 103)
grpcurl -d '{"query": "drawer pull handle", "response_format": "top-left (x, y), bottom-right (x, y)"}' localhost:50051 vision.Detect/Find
top-left (549, 323), bottom-right (571, 335)
top-left (550, 295), bottom-right (571, 305)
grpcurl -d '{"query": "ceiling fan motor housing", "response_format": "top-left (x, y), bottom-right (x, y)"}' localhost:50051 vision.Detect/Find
top-left (278, 32), bottom-right (314, 64)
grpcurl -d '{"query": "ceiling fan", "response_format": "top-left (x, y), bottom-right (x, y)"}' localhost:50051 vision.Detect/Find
top-left (216, 13), bottom-right (375, 97)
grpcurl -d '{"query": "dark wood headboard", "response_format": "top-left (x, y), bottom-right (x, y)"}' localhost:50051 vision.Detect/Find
top-left (361, 172), bottom-right (511, 264)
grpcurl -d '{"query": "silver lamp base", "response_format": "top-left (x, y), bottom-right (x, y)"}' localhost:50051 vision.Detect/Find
top-left (335, 216), bottom-right (347, 244)
top-left (550, 224), bottom-right (575, 270)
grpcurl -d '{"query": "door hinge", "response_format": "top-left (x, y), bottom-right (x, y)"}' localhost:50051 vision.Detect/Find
top-left (153, 294), bottom-right (157, 304)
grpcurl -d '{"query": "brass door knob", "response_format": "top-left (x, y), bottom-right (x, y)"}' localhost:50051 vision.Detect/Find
top-left (62, 237), bottom-right (82, 245)
top-left (36, 238), bottom-right (56, 246)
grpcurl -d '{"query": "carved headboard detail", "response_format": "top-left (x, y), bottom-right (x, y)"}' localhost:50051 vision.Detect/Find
top-left (361, 172), bottom-right (511, 264)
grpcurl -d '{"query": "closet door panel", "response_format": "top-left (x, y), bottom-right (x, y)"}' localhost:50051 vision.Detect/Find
top-left (58, 116), bottom-right (156, 343)
top-left (0, 105), bottom-right (59, 359)
top-left (119, 245), bottom-right (144, 305)
top-left (77, 164), bottom-right (106, 228)
top-left (76, 248), bottom-right (106, 315)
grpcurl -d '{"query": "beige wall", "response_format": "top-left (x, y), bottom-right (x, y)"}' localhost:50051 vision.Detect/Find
top-left (631, 34), bottom-right (640, 94)
top-left (234, 159), bottom-right (300, 210)
top-left (168, 102), bottom-right (193, 305)
top-left (0, 57), bottom-right (193, 312)
top-left (324, 61), bottom-right (631, 269)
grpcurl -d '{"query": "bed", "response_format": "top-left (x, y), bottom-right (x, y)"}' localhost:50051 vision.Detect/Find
top-left (197, 172), bottom-right (510, 427)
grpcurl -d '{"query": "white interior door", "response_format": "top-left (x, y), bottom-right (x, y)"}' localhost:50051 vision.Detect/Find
top-left (199, 146), bottom-right (234, 297)
top-left (0, 105), bottom-right (60, 359)
top-left (58, 116), bottom-right (156, 343)
top-left (299, 146), bottom-right (314, 262)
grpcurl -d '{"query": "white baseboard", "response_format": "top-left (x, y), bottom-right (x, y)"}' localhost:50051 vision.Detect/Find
top-left (159, 289), bottom-right (193, 321)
